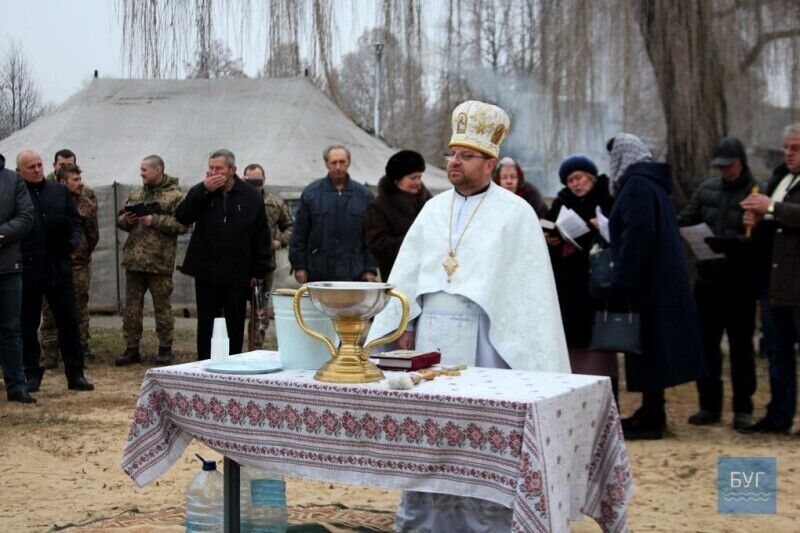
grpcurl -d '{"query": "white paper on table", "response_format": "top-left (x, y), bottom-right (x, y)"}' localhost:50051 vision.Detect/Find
top-left (679, 223), bottom-right (724, 261)
top-left (555, 206), bottom-right (591, 240)
top-left (595, 206), bottom-right (610, 243)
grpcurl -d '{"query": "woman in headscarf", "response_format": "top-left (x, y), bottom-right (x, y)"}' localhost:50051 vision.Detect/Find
top-left (493, 156), bottom-right (547, 217)
top-left (365, 150), bottom-right (432, 280)
top-left (545, 155), bottom-right (617, 397)
top-left (607, 133), bottom-right (705, 440)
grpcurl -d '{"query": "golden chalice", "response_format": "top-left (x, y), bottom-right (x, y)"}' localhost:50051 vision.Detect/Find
top-left (293, 282), bottom-right (410, 383)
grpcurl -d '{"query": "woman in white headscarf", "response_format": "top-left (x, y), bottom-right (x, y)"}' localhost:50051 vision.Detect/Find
top-left (606, 133), bottom-right (706, 440)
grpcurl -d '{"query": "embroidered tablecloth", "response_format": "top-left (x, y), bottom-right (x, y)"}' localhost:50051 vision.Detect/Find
top-left (122, 353), bottom-right (633, 532)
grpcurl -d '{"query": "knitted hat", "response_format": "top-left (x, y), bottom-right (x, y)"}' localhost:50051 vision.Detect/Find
top-left (558, 155), bottom-right (598, 184)
top-left (449, 100), bottom-right (510, 158)
top-left (386, 150), bottom-right (426, 182)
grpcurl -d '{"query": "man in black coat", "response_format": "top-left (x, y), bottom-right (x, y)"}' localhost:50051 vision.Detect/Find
top-left (290, 145), bottom-right (378, 284)
top-left (16, 150), bottom-right (94, 392)
top-left (0, 153), bottom-right (35, 403)
top-left (677, 137), bottom-right (758, 429)
top-left (740, 123), bottom-right (800, 434)
top-left (175, 149), bottom-right (273, 360)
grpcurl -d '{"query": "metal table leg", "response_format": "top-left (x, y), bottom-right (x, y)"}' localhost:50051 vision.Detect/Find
top-left (224, 457), bottom-right (240, 532)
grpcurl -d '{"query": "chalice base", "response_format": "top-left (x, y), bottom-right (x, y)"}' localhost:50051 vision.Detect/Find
top-left (314, 359), bottom-right (384, 383)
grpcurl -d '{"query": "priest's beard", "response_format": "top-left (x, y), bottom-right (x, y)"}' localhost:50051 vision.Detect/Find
top-left (447, 167), bottom-right (491, 196)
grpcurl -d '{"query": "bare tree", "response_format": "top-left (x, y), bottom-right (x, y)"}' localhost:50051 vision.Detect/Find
top-left (185, 40), bottom-right (247, 79)
top-left (117, 0), bottom-right (800, 199)
top-left (0, 40), bottom-right (45, 139)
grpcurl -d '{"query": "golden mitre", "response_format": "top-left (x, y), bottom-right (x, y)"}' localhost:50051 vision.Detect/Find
top-left (449, 100), bottom-right (511, 159)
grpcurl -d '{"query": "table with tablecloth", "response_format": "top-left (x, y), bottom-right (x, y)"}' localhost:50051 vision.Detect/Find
top-left (122, 353), bottom-right (633, 532)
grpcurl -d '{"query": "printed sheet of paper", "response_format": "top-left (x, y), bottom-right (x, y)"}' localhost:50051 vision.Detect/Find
top-left (679, 223), bottom-right (724, 261)
top-left (556, 206), bottom-right (591, 241)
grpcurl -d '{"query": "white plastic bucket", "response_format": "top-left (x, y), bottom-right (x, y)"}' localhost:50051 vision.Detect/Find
top-left (272, 292), bottom-right (337, 370)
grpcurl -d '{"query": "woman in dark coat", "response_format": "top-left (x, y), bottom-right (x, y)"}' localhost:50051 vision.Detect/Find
top-left (365, 150), bottom-right (432, 280)
top-left (545, 155), bottom-right (617, 396)
top-left (607, 133), bottom-right (706, 440)
top-left (493, 157), bottom-right (547, 217)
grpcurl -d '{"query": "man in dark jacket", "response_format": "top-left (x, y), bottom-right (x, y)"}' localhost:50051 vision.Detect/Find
top-left (677, 137), bottom-right (758, 429)
top-left (740, 123), bottom-right (800, 434)
top-left (175, 149), bottom-right (273, 360)
top-left (290, 145), bottom-right (378, 283)
top-left (0, 153), bottom-right (36, 403)
top-left (16, 150), bottom-right (94, 392)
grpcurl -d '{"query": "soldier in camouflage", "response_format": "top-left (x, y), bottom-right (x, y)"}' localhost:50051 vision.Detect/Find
top-left (45, 148), bottom-right (77, 183)
top-left (40, 164), bottom-right (99, 368)
top-left (241, 164), bottom-right (291, 348)
top-left (115, 155), bottom-right (188, 366)
top-left (243, 163), bottom-right (293, 291)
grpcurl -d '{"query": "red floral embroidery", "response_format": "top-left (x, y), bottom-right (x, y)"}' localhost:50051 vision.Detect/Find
top-left (302, 407), bottom-right (321, 433)
top-left (487, 426), bottom-right (506, 452)
top-left (246, 401), bottom-right (263, 425)
top-left (509, 431), bottom-right (523, 457)
top-left (423, 418), bottom-right (442, 445)
top-left (522, 470), bottom-right (543, 495)
top-left (283, 405), bottom-right (301, 430)
top-left (134, 406), bottom-right (151, 427)
top-left (382, 415), bottom-right (401, 441)
top-left (402, 417), bottom-right (422, 443)
top-left (443, 421), bottom-right (465, 447)
top-left (192, 395), bottom-right (209, 417)
top-left (226, 399), bottom-right (245, 423)
top-left (209, 397), bottom-right (225, 421)
top-left (607, 484), bottom-right (625, 504)
top-left (341, 412), bottom-right (361, 437)
top-left (174, 393), bottom-right (191, 415)
top-left (466, 423), bottom-right (485, 449)
top-left (322, 410), bottom-right (340, 435)
top-left (264, 403), bottom-right (283, 427)
top-left (361, 414), bottom-right (381, 439)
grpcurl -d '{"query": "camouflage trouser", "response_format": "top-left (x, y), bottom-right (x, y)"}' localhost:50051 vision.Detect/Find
top-left (123, 270), bottom-right (174, 349)
top-left (41, 264), bottom-right (91, 366)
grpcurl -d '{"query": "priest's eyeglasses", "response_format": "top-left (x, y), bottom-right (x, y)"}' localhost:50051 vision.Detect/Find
top-left (443, 151), bottom-right (491, 163)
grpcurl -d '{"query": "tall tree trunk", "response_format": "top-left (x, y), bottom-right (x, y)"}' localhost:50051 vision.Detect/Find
top-left (636, 0), bottom-right (728, 207)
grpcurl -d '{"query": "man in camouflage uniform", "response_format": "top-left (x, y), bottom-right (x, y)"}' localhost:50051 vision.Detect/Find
top-left (45, 148), bottom-right (77, 182)
top-left (115, 155), bottom-right (187, 366)
top-left (243, 163), bottom-right (293, 291)
top-left (242, 163), bottom-right (291, 348)
top-left (40, 162), bottom-right (99, 368)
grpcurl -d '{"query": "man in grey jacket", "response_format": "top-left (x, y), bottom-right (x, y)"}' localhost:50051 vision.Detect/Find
top-left (0, 153), bottom-right (36, 403)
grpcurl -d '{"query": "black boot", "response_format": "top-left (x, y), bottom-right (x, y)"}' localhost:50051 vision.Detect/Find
top-left (115, 347), bottom-right (142, 367)
top-left (154, 346), bottom-right (173, 366)
top-left (25, 367), bottom-right (45, 393)
top-left (7, 388), bottom-right (36, 404)
top-left (622, 389), bottom-right (666, 440)
top-left (68, 374), bottom-right (95, 391)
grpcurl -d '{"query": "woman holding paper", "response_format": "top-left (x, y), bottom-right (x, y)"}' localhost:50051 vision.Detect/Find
top-left (544, 155), bottom-right (616, 393)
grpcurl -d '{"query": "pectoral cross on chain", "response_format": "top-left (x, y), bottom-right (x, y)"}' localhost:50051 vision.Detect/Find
top-left (443, 251), bottom-right (459, 283)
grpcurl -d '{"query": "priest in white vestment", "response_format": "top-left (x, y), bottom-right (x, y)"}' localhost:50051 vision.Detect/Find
top-left (366, 100), bottom-right (570, 532)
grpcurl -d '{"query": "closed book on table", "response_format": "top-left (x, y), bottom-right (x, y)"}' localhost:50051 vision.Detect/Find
top-left (376, 350), bottom-right (441, 370)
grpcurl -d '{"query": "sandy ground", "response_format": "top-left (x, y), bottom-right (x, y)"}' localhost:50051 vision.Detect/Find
top-left (1, 320), bottom-right (799, 532)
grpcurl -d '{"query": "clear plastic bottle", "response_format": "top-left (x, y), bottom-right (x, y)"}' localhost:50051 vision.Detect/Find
top-left (240, 466), bottom-right (287, 533)
top-left (185, 454), bottom-right (224, 532)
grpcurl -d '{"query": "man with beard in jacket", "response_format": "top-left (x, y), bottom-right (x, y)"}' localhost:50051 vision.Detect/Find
top-left (0, 153), bottom-right (35, 403)
top-left (740, 123), bottom-right (800, 434)
top-left (16, 150), bottom-right (94, 392)
top-left (678, 137), bottom-right (758, 430)
top-left (176, 149), bottom-right (273, 360)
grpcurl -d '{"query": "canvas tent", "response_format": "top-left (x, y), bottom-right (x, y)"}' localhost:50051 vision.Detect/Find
top-left (0, 78), bottom-right (450, 311)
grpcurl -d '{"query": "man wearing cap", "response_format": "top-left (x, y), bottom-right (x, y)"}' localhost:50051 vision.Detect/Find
top-left (677, 137), bottom-right (758, 430)
top-left (367, 101), bottom-right (569, 531)
top-left (740, 123), bottom-right (800, 434)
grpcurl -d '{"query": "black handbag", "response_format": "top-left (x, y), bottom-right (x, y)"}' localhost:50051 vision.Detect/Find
top-left (588, 246), bottom-right (614, 298)
top-left (589, 307), bottom-right (642, 354)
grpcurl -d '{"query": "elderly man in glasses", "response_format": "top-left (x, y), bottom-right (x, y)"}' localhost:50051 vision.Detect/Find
top-left (367, 101), bottom-right (569, 532)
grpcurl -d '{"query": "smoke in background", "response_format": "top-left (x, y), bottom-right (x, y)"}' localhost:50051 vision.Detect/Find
top-left (461, 67), bottom-right (622, 196)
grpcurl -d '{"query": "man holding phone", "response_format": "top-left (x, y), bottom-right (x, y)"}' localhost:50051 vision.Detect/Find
top-left (116, 155), bottom-right (187, 366)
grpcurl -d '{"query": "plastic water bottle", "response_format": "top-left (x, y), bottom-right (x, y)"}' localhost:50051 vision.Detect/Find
top-left (185, 454), bottom-right (224, 532)
top-left (240, 466), bottom-right (287, 533)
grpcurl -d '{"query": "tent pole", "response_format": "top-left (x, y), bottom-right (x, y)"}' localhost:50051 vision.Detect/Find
top-left (113, 181), bottom-right (121, 314)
